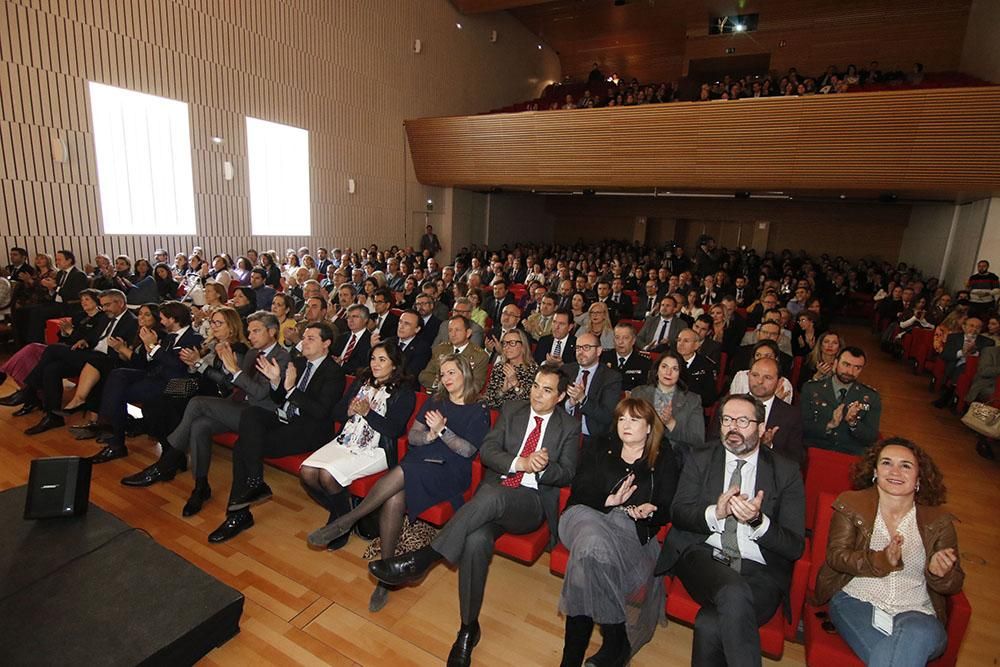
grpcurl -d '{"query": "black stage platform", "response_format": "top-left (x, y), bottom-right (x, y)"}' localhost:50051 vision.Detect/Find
top-left (0, 485), bottom-right (244, 665)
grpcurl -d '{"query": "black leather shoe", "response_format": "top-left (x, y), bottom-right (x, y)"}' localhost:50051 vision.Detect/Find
top-left (227, 483), bottom-right (273, 512)
top-left (12, 402), bottom-right (39, 417)
top-left (976, 439), bottom-right (996, 460)
top-left (0, 389), bottom-right (26, 406)
top-left (183, 483), bottom-right (212, 517)
top-left (88, 444), bottom-right (129, 464)
top-left (368, 546), bottom-right (442, 586)
top-left (208, 510), bottom-right (254, 543)
top-left (121, 464), bottom-right (176, 487)
top-left (53, 403), bottom-right (87, 417)
top-left (446, 622), bottom-right (481, 667)
top-left (24, 413), bottom-right (65, 435)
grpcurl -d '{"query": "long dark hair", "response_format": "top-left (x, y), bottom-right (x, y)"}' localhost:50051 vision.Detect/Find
top-left (852, 437), bottom-right (947, 506)
top-left (354, 340), bottom-right (408, 391)
top-left (646, 349), bottom-right (689, 392)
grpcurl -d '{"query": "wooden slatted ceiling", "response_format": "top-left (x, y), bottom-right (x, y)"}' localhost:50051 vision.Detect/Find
top-left (404, 86), bottom-right (1000, 195)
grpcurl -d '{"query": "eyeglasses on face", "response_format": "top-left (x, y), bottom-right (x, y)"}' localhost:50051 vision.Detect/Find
top-left (576, 344), bottom-right (600, 352)
top-left (720, 415), bottom-right (760, 428)
top-left (501, 340), bottom-right (521, 347)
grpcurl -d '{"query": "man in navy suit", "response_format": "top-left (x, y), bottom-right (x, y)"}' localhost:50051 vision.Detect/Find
top-left (375, 309), bottom-right (432, 382)
top-left (533, 310), bottom-right (576, 368)
top-left (210, 322), bottom-right (346, 542)
top-left (657, 394), bottom-right (805, 667)
top-left (88, 301), bottom-right (204, 463)
top-left (368, 366), bottom-right (580, 667)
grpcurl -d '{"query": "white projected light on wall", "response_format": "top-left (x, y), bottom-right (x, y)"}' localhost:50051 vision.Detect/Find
top-left (246, 117), bottom-right (311, 236)
top-left (88, 82), bottom-right (197, 235)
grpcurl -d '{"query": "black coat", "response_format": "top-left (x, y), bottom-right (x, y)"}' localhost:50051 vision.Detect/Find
top-left (681, 353), bottom-right (719, 407)
top-left (268, 356), bottom-right (346, 449)
top-left (601, 349), bottom-right (651, 392)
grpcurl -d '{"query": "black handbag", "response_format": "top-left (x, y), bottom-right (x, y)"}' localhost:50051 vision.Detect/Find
top-left (164, 377), bottom-right (200, 399)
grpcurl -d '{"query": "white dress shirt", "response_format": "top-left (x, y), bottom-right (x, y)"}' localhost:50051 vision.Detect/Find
top-left (503, 408), bottom-right (553, 490)
top-left (704, 447), bottom-right (770, 564)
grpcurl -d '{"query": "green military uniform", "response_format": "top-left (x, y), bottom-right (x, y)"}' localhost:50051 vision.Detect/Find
top-left (800, 376), bottom-right (881, 455)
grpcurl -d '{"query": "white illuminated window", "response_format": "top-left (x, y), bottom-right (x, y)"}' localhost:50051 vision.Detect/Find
top-left (88, 82), bottom-right (197, 235)
top-left (246, 117), bottom-right (311, 236)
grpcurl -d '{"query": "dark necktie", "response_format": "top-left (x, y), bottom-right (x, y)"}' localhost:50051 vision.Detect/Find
top-left (722, 459), bottom-right (746, 572)
top-left (656, 319), bottom-right (669, 343)
top-left (297, 361), bottom-right (313, 391)
top-left (838, 388), bottom-right (847, 404)
top-left (618, 356), bottom-right (626, 370)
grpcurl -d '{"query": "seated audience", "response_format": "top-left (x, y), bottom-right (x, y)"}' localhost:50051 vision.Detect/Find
top-left (631, 350), bottom-right (705, 459)
top-left (483, 328), bottom-right (537, 410)
top-left (561, 332), bottom-right (623, 445)
top-left (600, 321), bottom-right (651, 392)
top-left (801, 346), bottom-right (881, 454)
top-left (421, 315), bottom-right (489, 393)
top-left (729, 340), bottom-right (794, 404)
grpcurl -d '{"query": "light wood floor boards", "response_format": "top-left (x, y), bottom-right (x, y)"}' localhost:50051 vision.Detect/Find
top-left (0, 324), bottom-right (996, 666)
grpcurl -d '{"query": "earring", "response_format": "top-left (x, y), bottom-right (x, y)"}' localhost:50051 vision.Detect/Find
top-left (915, 481), bottom-right (920, 493)
top-left (872, 473), bottom-right (877, 484)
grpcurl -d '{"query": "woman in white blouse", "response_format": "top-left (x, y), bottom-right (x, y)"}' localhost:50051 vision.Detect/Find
top-left (813, 438), bottom-right (963, 666)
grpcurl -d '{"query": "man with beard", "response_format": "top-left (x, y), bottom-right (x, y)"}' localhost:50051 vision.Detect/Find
top-left (656, 394), bottom-right (805, 667)
top-left (800, 346), bottom-right (881, 454)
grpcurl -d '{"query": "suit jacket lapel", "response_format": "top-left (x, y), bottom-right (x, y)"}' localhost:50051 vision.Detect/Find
top-left (707, 445), bottom-right (726, 502)
top-left (755, 448), bottom-right (777, 514)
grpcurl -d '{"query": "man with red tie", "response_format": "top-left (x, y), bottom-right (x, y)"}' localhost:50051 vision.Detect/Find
top-left (331, 304), bottom-right (371, 374)
top-left (368, 366), bottom-right (580, 667)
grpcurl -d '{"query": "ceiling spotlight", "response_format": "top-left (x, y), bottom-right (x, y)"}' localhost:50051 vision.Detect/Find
top-left (839, 194), bottom-right (846, 199)
top-left (456, 22), bottom-right (462, 29)
top-left (734, 24), bottom-right (745, 32)
top-left (537, 44), bottom-right (542, 50)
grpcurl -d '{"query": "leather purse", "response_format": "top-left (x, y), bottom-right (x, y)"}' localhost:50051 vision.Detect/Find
top-left (164, 377), bottom-right (200, 399)
top-left (961, 401), bottom-right (1000, 439)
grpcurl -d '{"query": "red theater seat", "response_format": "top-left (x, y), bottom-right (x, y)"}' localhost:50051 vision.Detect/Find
top-left (804, 447), bottom-right (858, 531)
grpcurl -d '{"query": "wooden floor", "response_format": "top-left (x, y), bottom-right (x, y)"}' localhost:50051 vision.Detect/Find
top-left (1, 324), bottom-right (997, 666)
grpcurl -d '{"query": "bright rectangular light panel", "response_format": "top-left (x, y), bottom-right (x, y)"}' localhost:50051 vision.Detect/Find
top-left (88, 81), bottom-right (197, 235)
top-left (246, 117), bottom-right (311, 236)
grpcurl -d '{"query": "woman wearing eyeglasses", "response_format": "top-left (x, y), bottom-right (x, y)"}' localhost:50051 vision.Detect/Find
top-left (631, 350), bottom-right (706, 461)
top-left (483, 328), bottom-right (538, 409)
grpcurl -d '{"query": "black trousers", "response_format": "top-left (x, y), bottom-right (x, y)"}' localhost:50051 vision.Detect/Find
top-left (431, 483), bottom-right (544, 625)
top-left (229, 406), bottom-right (324, 502)
top-left (673, 544), bottom-right (784, 667)
top-left (23, 344), bottom-right (99, 411)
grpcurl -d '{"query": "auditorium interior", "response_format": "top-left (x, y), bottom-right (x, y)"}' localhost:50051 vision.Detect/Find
top-left (1, 0), bottom-right (999, 665)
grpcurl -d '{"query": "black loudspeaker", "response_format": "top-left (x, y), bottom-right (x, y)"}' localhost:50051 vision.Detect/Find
top-left (24, 456), bottom-right (92, 519)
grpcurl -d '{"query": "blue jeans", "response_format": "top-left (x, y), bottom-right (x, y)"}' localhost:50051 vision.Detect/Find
top-left (829, 591), bottom-right (947, 666)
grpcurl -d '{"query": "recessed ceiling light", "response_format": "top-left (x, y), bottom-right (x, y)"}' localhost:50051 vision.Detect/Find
top-left (537, 44), bottom-right (542, 50)
top-left (456, 22), bottom-right (462, 29)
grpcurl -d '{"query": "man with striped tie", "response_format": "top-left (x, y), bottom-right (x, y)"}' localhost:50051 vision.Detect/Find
top-left (368, 366), bottom-right (580, 667)
top-left (331, 304), bottom-right (371, 374)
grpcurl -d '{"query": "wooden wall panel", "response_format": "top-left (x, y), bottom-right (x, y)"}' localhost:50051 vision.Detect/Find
top-left (0, 0), bottom-right (560, 264)
top-left (405, 86), bottom-right (1000, 196)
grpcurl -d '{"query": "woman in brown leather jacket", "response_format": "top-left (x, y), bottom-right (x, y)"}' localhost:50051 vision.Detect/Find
top-left (814, 437), bottom-right (963, 666)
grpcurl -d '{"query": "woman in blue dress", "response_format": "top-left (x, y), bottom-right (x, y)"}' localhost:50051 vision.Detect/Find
top-left (307, 352), bottom-right (490, 612)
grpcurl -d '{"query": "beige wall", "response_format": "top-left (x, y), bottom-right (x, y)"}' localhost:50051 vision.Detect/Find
top-left (0, 0), bottom-right (560, 263)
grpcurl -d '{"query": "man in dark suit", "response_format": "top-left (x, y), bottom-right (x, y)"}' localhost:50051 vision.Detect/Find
top-left (533, 310), bottom-right (576, 368)
top-left (608, 277), bottom-right (634, 321)
top-left (934, 315), bottom-right (995, 408)
top-left (692, 315), bottom-right (723, 365)
top-left (731, 323), bottom-right (793, 378)
top-left (637, 295), bottom-right (688, 351)
top-left (483, 279), bottom-right (515, 329)
top-left (676, 328), bottom-right (719, 407)
top-left (562, 332), bottom-right (623, 445)
top-left (376, 309), bottom-right (431, 381)
top-left (209, 322), bottom-right (345, 542)
top-left (331, 304), bottom-right (372, 374)
top-left (17, 249), bottom-right (90, 344)
top-left (638, 279), bottom-right (661, 320)
top-left (6, 246), bottom-right (33, 282)
top-left (18, 289), bottom-right (136, 431)
top-left (711, 358), bottom-right (805, 468)
top-left (601, 321), bottom-right (651, 392)
top-left (85, 301), bottom-right (203, 462)
top-left (368, 367), bottom-right (580, 667)
top-left (732, 275), bottom-right (756, 308)
top-left (120, 311), bottom-right (291, 516)
top-left (413, 293), bottom-right (441, 348)
top-left (419, 224), bottom-right (441, 258)
top-left (657, 394), bottom-right (806, 667)
top-left (368, 287), bottom-right (399, 339)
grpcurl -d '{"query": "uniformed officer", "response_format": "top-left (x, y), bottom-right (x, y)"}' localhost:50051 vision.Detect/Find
top-left (801, 346), bottom-right (881, 455)
top-left (601, 322), bottom-right (651, 392)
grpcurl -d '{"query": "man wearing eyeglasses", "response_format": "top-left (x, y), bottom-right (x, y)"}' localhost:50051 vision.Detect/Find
top-left (561, 332), bottom-right (622, 447)
top-left (656, 393), bottom-right (805, 667)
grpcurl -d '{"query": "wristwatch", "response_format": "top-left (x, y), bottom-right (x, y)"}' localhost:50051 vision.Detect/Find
top-left (747, 512), bottom-right (764, 529)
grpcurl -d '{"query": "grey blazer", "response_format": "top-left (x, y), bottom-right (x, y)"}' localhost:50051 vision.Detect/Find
top-left (631, 384), bottom-right (705, 453)
top-left (480, 400), bottom-right (581, 542)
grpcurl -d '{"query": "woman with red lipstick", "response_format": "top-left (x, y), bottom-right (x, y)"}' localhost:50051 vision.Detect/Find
top-left (557, 397), bottom-right (679, 666)
top-left (813, 438), bottom-right (963, 666)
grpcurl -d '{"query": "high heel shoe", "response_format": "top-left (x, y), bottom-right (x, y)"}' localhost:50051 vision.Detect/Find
top-left (53, 402), bottom-right (87, 417)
